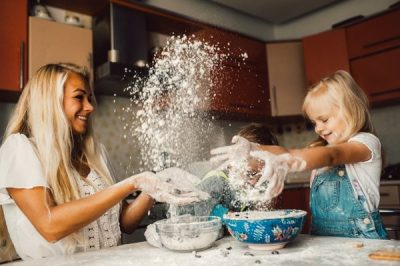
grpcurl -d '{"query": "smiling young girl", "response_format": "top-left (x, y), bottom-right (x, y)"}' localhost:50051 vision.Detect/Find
top-left (0, 63), bottom-right (204, 261)
top-left (212, 70), bottom-right (388, 239)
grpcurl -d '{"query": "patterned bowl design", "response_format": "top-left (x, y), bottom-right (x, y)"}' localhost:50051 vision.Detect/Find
top-left (223, 209), bottom-right (307, 250)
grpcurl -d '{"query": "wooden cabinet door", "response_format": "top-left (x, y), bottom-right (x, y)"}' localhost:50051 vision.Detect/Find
top-left (29, 17), bottom-right (93, 80)
top-left (303, 29), bottom-right (350, 86)
top-left (350, 47), bottom-right (400, 106)
top-left (266, 42), bottom-right (306, 116)
top-left (346, 9), bottom-right (400, 59)
top-left (194, 28), bottom-right (270, 119)
top-left (210, 62), bottom-right (270, 119)
top-left (0, 0), bottom-right (28, 93)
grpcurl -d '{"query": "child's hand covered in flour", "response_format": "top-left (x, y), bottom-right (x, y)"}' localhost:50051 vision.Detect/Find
top-left (210, 135), bottom-right (259, 170)
top-left (130, 170), bottom-right (208, 205)
top-left (250, 151), bottom-right (306, 199)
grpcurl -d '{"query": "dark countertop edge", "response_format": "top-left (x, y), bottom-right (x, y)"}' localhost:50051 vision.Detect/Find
top-left (284, 182), bottom-right (310, 189)
top-left (380, 180), bottom-right (400, 185)
top-left (284, 179), bottom-right (400, 189)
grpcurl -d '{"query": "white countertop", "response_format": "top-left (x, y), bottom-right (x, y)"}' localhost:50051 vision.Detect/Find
top-left (9, 235), bottom-right (400, 266)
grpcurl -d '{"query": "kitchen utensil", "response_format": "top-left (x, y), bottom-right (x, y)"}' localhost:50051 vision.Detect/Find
top-left (64, 15), bottom-right (82, 27)
top-left (224, 209), bottom-right (307, 250)
top-left (155, 215), bottom-right (222, 252)
top-left (368, 249), bottom-right (400, 261)
top-left (32, 2), bottom-right (53, 20)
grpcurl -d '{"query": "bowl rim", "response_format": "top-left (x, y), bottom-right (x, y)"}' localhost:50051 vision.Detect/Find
top-left (155, 215), bottom-right (222, 227)
top-left (223, 209), bottom-right (307, 221)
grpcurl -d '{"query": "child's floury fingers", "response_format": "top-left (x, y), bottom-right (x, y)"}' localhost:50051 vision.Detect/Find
top-left (210, 145), bottom-right (232, 155)
top-left (209, 154), bottom-right (229, 163)
top-left (231, 135), bottom-right (241, 143)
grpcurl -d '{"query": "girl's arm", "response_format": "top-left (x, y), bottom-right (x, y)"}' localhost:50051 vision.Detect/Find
top-left (7, 178), bottom-right (138, 242)
top-left (260, 141), bottom-right (371, 171)
top-left (119, 193), bottom-right (154, 234)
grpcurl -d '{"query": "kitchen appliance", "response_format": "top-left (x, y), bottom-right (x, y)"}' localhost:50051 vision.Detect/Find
top-left (381, 163), bottom-right (400, 180)
top-left (93, 2), bottom-right (149, 95)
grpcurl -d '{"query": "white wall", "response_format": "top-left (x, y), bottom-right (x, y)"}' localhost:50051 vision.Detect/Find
top-left (274, 0), bottom-right (399, 40)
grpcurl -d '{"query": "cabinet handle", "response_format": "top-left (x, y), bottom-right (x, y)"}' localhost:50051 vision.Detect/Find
top-left (364, 35), bottom-right (400, 49)
top-left (19, 41), bottom-right (25, 89)
top-left (370, 87), bottom-right (400, 97)
top-left (272, 85), bottom-right (278, 116)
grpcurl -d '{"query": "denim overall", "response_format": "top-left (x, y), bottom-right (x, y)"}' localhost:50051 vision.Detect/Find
top-left (310, 165), bottom-right (388, 239)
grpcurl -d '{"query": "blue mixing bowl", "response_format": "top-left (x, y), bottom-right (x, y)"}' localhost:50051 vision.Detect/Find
top-left (224, 209), bottom-right (307, 250)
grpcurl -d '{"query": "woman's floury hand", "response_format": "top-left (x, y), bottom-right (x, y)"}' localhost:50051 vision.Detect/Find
top-left (210, 135), bottom-right (259, 170)
top-left (130, 169), bottom-right (209, 205)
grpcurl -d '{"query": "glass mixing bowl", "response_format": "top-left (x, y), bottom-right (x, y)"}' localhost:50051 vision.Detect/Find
top-left (155, 215), bottom-right (222, 252)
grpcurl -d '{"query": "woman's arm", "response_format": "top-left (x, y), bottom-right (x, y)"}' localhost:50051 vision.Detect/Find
top-left (119, 193), bottom-right (154, 234)
top-left (7, 178), bottom-right (138, 242)
top-left (260, 141), bottom-right (371, 171)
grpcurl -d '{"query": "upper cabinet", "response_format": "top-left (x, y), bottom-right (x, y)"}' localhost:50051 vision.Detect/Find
top-left (346, 8), bottom-right (400, 107)
top-left (0, 0), bottom-right (28, 98)
top-left (29, 17), bottom-right (93, 80)
top-left (302, 29), bottom-right (350, 86)
top-left (302, 7), bottom-right (400, 108)
top-left (194, 28), bottom-right (270, 119)
top-left (346, 8), bottom-right (400, 60)
top-left (266, 41), bottom-right (306, 117)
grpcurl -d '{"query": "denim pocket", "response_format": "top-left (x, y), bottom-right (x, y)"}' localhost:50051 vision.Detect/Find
top-left (313, 179), bottom-right (340, 211)
top-left (354, 216), bottom-right (389, 239)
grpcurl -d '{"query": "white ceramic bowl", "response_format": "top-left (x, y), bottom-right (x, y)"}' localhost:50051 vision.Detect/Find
top-left (155, 215), bottom-right (222, 252)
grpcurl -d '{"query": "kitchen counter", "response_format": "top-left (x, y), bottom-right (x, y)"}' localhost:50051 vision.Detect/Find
top-left (10, 235), bottom-right (399, 266)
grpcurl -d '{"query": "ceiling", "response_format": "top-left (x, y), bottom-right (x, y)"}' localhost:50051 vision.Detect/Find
top-left (209, 0), bottom-right (345, 24)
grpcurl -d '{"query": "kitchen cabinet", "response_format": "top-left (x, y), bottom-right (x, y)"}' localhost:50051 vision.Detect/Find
top-left (29, 17), bottom-right (93, 80)
top-left (0, 0), bottom-right (28, 99)
top-left (346, 8), bottom-right (400, 60)
top-left (346, 7), bottom-right (400, 107)
top-left (195, 28), bottom-right (270, 120)
top-left (302, 29), bottom-right (350, 86)
top-left (278, 186), bottom-right (310, 234)
top-left (266, 41), bottom-right (306, 116)
top-left (350, 47), bottom-right (400, 106)
top-left (379, 182), bottom-right (400, 240)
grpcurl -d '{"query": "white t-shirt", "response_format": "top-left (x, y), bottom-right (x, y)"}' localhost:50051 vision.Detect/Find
top-left (0, 133), bottom-right (121, 260)
top-left (345, 132), bottom-right (382, 212)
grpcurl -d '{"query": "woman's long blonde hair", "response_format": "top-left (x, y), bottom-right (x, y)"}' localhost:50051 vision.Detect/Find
top-left (0, 63), bottom-right (114, 259)
top-left (302, 70), bottom-right (374, 147)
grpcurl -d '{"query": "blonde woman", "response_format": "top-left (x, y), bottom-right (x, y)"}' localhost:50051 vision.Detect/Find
top-left (212, 70), bottom-right (388, 239)
top-left (0, 63), bottom-right (205, 261)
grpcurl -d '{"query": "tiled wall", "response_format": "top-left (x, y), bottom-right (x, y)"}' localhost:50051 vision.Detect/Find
top-left (1, 98), bottom-right (400, 181)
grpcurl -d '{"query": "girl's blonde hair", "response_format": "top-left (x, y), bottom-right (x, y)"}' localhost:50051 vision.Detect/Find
top-left (302, 70), bottom-right (373, 147)
top-left (0, 63), bottom-right (114, 260)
